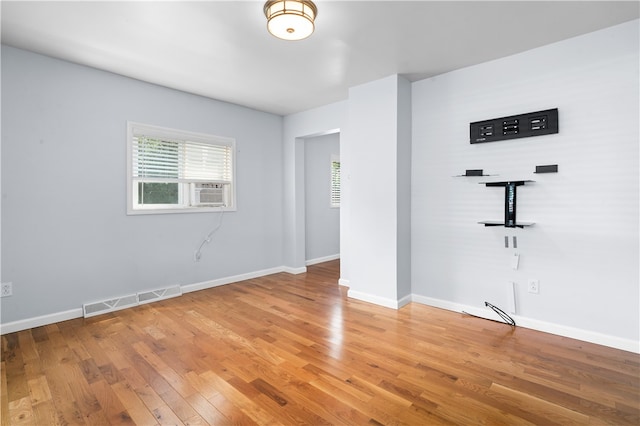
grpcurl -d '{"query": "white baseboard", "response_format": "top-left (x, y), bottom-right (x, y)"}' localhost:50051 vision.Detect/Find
top-left (397, 293), bottom-right (412, 309)
top-left (282, 266), bottom-right (307, 274)
top-left (181, 266), bottom-right (287, 293)
top-left (0, 308), bottom-right (84, 335)
top-left (0, 265), bottom-right (303, 335)
top-left (411, 294), bottom-right (640, 354)
top-left (347, 289), bottom-right (406, 310)
top-left (306, 254), bottom-right (340, 266)
top-left (344, 290), bottom-right (413, 310)
top-left (338, 278), bottom-right (350, 287)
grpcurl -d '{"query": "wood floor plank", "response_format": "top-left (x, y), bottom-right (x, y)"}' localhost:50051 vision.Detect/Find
top-left (185, 392), bottom-right (228, 425)
top-left (157, 384), bottom-right (206, 425)
top-left (89, 379), bottom-right (135, 425)
top-left (1, 360), bottom-right (10, 425)
top-left (31, 399), bottom-right (58, 426)
top-left (111, 380), bottom-right (161, 426)
top-left (132, 341), bottom-right (198, 399)
top-left (150, 403), bottom-right (185, 426)
top-left (3, 333), bottom-right (30, 403)
top-left (184, 371), bottom-right (222, 401)
top-left (62, 362), bottom-right (109, 425)
top-left (44, 363), bottom-right (87, 425)
top-left (7, 395), bottom-right (35, 425)
top-left (203, 371), bottom-right (277, 425)
top-left (207, 391), bottom-right (259, 425)
top-left (2, 259), bottom-right (639, 425)
top-left (26, 374), bottom-right (52, 406)
top-left (489, 381), bottom-right (590, 424)
top-left (15, 331), bottom-right (39, 364)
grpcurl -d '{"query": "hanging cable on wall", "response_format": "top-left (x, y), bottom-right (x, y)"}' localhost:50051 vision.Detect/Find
top-left (463, 302), bottom-right (516, 327)
top-left (194, 206), bottom-right (225, 262)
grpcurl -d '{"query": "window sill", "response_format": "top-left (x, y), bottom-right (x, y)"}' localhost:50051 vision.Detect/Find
top-left (127, 206), bottom-right (235, 215)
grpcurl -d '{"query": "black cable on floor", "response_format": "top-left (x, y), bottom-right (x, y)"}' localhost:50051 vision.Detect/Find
top-left (463, 302), bottom-right (516, 327)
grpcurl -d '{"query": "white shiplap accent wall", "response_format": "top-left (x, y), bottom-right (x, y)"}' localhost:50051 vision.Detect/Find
top-left (411, 20), bottom-right (639, 349)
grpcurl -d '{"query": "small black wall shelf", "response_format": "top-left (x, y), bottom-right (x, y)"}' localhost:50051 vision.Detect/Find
top-left (534, 164), bottom-right (558, 174)
top-left (479, 180), bottom-right (534, 228)
top-left (454, 169), bottom-right (497, 177)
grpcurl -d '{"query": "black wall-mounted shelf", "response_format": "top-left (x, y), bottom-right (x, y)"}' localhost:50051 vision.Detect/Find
top-left (478, 220), bottom-right (535, 228)
top-left (479, 180), bottom-right (534, 228)
top-left (454, 169), bottom-right (497, 177)
top-left (534, 164), bottom-right (558, 174)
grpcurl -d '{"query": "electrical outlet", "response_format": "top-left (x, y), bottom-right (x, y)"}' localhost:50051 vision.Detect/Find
top-left (1, 282), bottom-right (13, 297)
top-left (528, 279), bottom-right (539, 294)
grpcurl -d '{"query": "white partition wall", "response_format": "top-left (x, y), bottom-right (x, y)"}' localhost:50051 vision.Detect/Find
top-left (342, 75), bottom-right (412, 308)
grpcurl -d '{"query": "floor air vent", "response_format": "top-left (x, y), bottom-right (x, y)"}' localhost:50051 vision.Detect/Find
top-left (137, 285), bottom-right (182, 305)
top-left (82, 285), bottom-right (182, 318)
top-left (83, 294), bottom-right (138, 318)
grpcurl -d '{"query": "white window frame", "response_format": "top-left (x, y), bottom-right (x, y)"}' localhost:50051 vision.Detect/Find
top-left (127, 121), bottom-right (237, 215)
top-left (330, 154), bottom-right (341, 208)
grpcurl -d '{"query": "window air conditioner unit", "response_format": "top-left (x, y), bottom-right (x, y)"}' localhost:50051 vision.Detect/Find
top-left (192, 182), bottom-right (225, 206)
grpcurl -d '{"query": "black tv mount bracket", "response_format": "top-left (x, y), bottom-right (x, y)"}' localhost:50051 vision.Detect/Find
top-left (479, 181), bottom-right (534, 228)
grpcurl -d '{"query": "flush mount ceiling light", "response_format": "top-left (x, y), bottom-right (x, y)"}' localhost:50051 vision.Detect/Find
top-left (264, 0), bottom-right (318, 41)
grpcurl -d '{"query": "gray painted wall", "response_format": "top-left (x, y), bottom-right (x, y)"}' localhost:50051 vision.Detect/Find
top-left (282, 103), bottom-right (345, 271)
top-left (1, 46), bottom-right (284, 323)
top-left (304, 133), bottom-right (340, 262)
top-left (395, 77), bottom-right (412, 300)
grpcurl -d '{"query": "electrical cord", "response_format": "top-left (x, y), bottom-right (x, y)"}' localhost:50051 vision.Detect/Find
top-left (194, 205), bottom-right (225, 261)
top-left (463, 301), bottom-right (516, 327)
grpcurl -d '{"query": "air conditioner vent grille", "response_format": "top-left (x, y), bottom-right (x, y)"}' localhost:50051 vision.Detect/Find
top-left (192, 182), bottom-right (226, 206)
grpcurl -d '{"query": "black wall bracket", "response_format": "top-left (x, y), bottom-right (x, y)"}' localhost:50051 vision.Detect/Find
top-left (479, 180), bottom-right (534, 228)
top-left (534, 164), bottom-right (558, 174)
top-left (470, 108), bottom-right (558, 144)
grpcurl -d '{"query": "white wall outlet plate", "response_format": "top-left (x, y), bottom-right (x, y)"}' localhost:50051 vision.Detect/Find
top-left (1, 282), bottom-right (13, 297)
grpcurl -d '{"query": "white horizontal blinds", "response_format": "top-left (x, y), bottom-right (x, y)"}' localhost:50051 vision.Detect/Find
top-left (331, 158), bottom-right (340, 207)
top-left (182, 140), bottom-right (232, 183)
top-left (132, 136), bottom-right (179, 181)
top-left (132, 134), bottom-right (232, 184)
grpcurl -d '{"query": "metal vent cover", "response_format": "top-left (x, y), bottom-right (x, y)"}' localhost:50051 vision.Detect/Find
top-left (83, 294), bottom-right (138, 318)
top-left (137, 285), bottom-right (182, 305)
top-left (83, 285), bottom-right (182, 318)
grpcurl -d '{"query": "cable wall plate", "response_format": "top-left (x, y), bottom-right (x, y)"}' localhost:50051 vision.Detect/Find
top-left (470, 108), bottom-right (558, 144)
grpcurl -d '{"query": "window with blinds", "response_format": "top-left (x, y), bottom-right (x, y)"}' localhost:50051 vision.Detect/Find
top-left (330, 155), bottom-right (341, 208)
top-left (127, 122), bottom-right (235, 214)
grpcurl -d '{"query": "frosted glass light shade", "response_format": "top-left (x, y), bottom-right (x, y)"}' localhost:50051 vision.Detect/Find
top-left (264, 0), bottom-right (317, 41)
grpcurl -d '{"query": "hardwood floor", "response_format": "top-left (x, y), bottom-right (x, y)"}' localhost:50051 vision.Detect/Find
top-left (2, 260), bottom-right (639, 425)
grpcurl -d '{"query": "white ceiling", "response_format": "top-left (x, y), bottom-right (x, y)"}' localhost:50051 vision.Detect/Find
top-left (2, 1), bottom-right (638, 116)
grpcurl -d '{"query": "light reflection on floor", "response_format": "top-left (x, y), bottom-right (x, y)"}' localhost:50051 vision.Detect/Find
top-left (327, 302), bottom-right (344, 359)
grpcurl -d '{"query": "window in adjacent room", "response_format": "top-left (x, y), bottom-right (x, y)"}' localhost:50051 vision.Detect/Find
top-left (127, 122), bottom-right (235, 214)
top-left (330, 154), bottom-right (341, 208)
